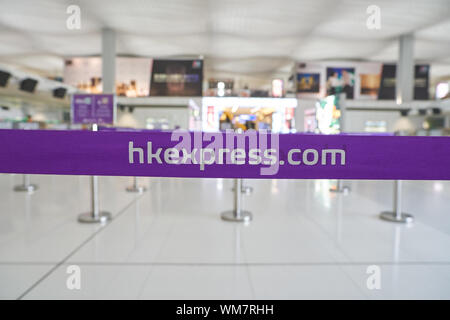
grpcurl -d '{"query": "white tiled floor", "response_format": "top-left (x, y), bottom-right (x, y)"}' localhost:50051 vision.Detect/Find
top-left (0, 174), bottom-right (450, 299)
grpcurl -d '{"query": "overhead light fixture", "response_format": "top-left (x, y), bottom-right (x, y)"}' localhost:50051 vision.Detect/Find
top-left (20, 78), bottom-right (38, 93)
top-left (53, 87), bottom-right (67, 99)
top-left (432, 108), bottom-right (441, 115)
top-left (400, 109), bottom-right (410, 117)
top-left (0, 70), bottom-right (11, 87)
top-left (436, 82), bottom-right (449, 99)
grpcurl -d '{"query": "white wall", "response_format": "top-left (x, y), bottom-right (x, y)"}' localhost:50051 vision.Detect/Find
top-left (0, 107), bottom-right (23, 120)
top-left (345, 111), bottom-right (400, 132)
top-left (117, 107), bottom-right (189, 129)
top-left (295, 98), bottom-right (429, 133)
top-left (0, 104), bottom-right (64, 123)
top-left (295, 98), bottom-right (316, 132)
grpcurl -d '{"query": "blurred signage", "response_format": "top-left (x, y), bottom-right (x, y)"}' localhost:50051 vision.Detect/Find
top-left (206, 105), bottom-right (215, 131)
top-left (297, 73), bottom-right (320, 93)
top-left (250, 90), bottom-right (269, 97)
top-left (208, 79), bottom-right (233, 90)
top-left (296, 61), bottom-right (429, 101)
top-left (326, 67), bottom-right (355, 99)
top-left (64, 57), bottom-right (152, 97)
top-left (206, 79), bottom-right (234, 97)
top-left (71, 94), bottom-right (115, 124)
top-left (272, 79), bottom-right (284, 97)
top-left (150, 59), bottom-right (203, 96)
top-left (378, 64), bottom-right (430, 100)
top-left (359, 74), bottom-right (381, 97)
top-left (377, 64), bottom-right (396, 100)
top-left (414, 65), bottom-right (430, 100)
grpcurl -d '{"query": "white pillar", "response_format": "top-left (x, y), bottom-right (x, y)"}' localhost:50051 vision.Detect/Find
top-left (339, 93), bottom-right (347, 132)
top-left (396, 34), bottom-right (414, 104)
top-left (294, 100), bottom-right (304, 132)
top-left (102, 28), bottom-right (116, 94)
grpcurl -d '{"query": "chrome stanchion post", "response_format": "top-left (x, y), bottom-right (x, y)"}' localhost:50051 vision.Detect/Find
top-left (91, 175), bottom-right (100, 218)
top-left (330, 93), bottom-right (350, 194)
top-left (330, 179), bottom-right (350, 194)
top-left (337, 179), bottom-right (343, 190)
top-left (240, 179), bottom-right (253, 195)
top-left (231, 179), bottom-right (253, 195)
top-left (14, 174), bottom-right (38, 193)
top-left (380, 180), bottom-right (413, 223)
top-left (78, 124), bottom-right (112, 223)
top-left (221, 178), bottom-right (252, 222)
top-left (126, 176), bottom-right (147, 193)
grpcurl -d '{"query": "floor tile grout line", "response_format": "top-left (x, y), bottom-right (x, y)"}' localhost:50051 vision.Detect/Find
top-left (239, 224), bottom-right (257, 299)
top-left (299, 187), bottom-right (374, 299)
top-left (15, 194), bottom-right (142, 300)
top-left (243, 258), bottom-right (257, 299)
top-left (4, 261), bottom-right (450, 267)
top-left (336, 262), bottom-right (372, 299)
top-left (136, 213), bottom-right (180, 300)
top-left (67, 261), bottom-right (450, 266)
top-left (296, 190), bottom-right (355, 263)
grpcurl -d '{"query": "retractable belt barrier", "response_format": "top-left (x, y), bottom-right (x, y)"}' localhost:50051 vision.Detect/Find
top-left (0, 129), bottom-right (449, 180)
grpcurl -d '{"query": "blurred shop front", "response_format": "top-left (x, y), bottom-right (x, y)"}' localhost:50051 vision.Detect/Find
top-left (201, 97), bottom-right (297, 133)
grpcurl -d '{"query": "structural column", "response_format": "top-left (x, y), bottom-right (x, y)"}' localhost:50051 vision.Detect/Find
top-left (379, 34), bottom-right (415, 224)
top-left (102, 28), bottom-right (116, 94)
top-left (396, 33), bottom-right (414, 104)
top-left (77, 28), bottom-right (116, 224)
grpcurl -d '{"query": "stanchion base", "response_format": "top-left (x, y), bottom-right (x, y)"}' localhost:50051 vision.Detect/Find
top-left (329, 186), bottom-right (350, 194)
top-left (220, 210), bottom-right (252, 222)
top-left (14, 184), bottom-right (38, 193)
top-left (78, 211), bottom-right (112, 224)
top-left (126, 186), bottom-right (147, 193)
top-left (231, 186), bottom-right (253, 195)
top-left (379, 211), bottom-right (414, 224)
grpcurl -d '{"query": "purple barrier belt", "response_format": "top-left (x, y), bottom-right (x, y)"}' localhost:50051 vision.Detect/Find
top-left (0, 129), bottom-right (449, 180)
top-left (97, 126), bottom-right (166, 132)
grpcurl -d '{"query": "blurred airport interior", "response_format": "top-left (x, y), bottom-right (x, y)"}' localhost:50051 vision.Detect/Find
top-left (1, 0), bottom-right (450, 300)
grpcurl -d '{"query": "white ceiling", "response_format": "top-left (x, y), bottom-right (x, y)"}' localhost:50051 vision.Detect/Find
top-left (1, 0), bottom-right (450, 80)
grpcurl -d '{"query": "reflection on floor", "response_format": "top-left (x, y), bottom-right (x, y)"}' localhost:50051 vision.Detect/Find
top-left (0, 174), bottom-right (449, 299)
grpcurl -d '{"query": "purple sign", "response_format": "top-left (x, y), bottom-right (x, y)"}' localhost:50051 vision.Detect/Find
top-left (0, 130), bottom-right (450, 180)
top-left (71, 94), bottom-right (115, 124)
